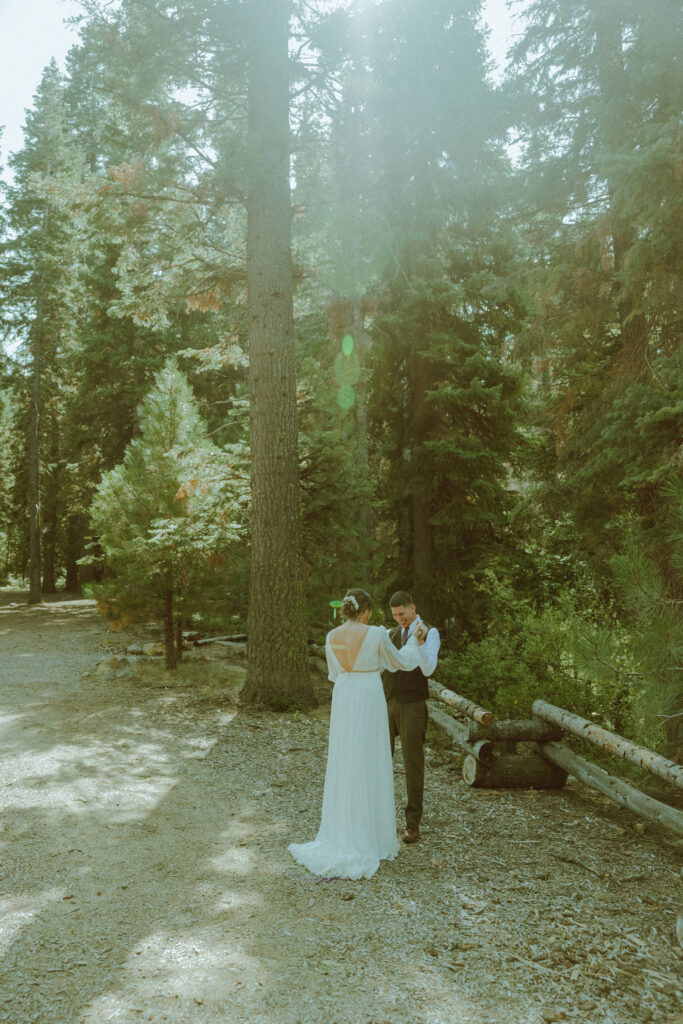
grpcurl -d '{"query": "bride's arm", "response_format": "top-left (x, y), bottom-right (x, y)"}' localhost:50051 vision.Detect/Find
top-left (325, 637), bottom-right (339, 683)
top-left (378, 627), bottom-right (432, 675)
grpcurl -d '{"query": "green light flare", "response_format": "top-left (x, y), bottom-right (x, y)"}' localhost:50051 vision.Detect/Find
top-left (337, 385), bottom-right (356, 410)
top-left (342, 334), bottom-right (354, 356)
top-left (333, 352), bottom-right (360, 386)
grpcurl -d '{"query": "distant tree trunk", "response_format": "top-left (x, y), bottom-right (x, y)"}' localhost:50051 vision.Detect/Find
top-left (78, 531), bottom-right (100, 586)
top-left (64, 516), bottom-right (82, 592)
top-left (165, 585), bottom-right (177, 670)
top-left (3, 529), bottom-right (10, 581)
top-left (594, 10), bottom-right (649, 369)
top-left (241, 0), bottom-right (314, 709)
top-left (41, 413), bottom-right (59, 593)
top-left (410, 351), bottom-right (435, 618)
top-left (28, 302), bottom-right (43, 605)
top-left (175, 611), bottom-right (183, 663)
top-left (351, 301), bottom-right (370, 476)
top-left (333, 296), bottom-right (372, 585)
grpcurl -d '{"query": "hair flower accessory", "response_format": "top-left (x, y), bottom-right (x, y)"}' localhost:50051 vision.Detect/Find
top-left (343, 594), bottom-right (359, 610)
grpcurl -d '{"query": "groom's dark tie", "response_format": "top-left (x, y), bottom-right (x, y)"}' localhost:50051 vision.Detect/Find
top-left (401, 627), bottom-right (408, 646)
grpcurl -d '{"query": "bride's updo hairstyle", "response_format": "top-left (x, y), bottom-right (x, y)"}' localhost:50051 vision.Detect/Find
top-left (341, 588), bottom-right (373, 621)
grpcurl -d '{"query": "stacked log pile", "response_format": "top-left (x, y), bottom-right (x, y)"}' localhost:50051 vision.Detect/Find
top-left (427, 682), bottom-right (567, 790)
top-left (427, 685), bottom-right (683, 837)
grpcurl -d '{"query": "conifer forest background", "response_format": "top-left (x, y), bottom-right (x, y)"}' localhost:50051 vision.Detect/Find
top-left (0, 0), bottom-right (680, 753)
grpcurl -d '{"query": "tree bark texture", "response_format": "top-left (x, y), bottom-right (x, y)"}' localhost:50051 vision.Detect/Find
top-left (429, 679), bottom-right (494, 726)
top-left (466, 719), bottom-right (564, 744)
top-left (427, 702), bottom-right (492, 762)
top-left (64, 516), bottom-right (82, 592)
top-left (175, 615), bottom-right (183, 663)
top-left (28, 299), bottom-right (43, 605)
top-left (41, 412), bottom-right (59, 593)
top-left (462, 751), bottom-right (568, 790)
top-left (410, 351), bottom-right (435, 618)
top-left (594, 8), bottom-right (649, 371)
top-left (532, 700), bottom-right (683, 790)
top-left (164, 586), bottom-right (177, 671)
top-left (241, 0), bottom-right (314, 709)
top-left (331, 298), bottom-right (372, 586)
top-left (529, 741), bottom-right (683, 838)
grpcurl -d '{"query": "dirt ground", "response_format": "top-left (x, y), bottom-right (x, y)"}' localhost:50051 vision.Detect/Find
top-left (0, 591), bottom-right (681, 1024)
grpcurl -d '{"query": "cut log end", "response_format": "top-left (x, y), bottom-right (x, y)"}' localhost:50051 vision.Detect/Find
top-left (462, 751), bottom-right (568, 790)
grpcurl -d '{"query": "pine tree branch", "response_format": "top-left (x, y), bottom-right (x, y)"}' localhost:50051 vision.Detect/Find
top-left (592, 642), bottom-right (645, 679)
top-left (629, 569), bottom-right (683, 606)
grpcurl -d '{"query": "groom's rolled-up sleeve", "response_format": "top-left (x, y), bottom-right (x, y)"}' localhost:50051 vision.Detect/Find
top-left (420, 628), bottom-right (440, 678)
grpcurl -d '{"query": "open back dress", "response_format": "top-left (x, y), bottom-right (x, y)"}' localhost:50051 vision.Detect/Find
top-left (288, 624), bottom-right (431, 880)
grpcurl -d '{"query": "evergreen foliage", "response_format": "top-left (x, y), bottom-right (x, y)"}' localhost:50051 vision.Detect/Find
top-left (89, 359), bottom-right (246, 668)
top-left (0, 0), bottom-right (679, 747)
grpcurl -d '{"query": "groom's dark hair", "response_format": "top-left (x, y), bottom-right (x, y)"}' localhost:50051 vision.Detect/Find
top-left (389, 590), bottom-right (414, 607)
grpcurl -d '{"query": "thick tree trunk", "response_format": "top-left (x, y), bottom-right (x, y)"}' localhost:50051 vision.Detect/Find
top-left (164, 587), bottom-right (177, 671)
top-left (28, 303), bottom-right (43, 605)
top-left (240, 0), bottom-right (314, 709)
top-left (532, 700), bottom-right (683, 789)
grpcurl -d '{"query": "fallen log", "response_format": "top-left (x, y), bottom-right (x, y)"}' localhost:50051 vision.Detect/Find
top-left (429, 681), bottom-right (494, 726)
top-left (427, 703), bottom-right (494, 762)
top-left (466, 719), bottom-right (564, 744)
top-left (529, 741), bottom-right (683, 838)
top-left (463, 751), bottom-right (568, 789)
top-left (196, 633), bottom-right (247, 646)
top-left (532, 700), bottom-right (683, 790)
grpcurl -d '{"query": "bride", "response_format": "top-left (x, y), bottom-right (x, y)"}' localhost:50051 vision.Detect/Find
top-left (288, 588), bottom-right (432, 880)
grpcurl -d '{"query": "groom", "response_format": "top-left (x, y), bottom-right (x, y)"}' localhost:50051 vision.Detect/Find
top-left (382, 591), bottom-right (440, 844)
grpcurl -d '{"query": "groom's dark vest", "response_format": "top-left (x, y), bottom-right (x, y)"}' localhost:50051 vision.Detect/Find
top-left (382, 622), bottom-right (434, 705)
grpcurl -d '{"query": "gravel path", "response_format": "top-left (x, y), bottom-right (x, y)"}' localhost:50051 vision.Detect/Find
top-left (0, 591), bottom-right (681, 1024)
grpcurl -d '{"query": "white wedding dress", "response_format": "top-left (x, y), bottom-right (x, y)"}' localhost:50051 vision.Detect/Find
top-left (288, 624), bottom-right (431, 880)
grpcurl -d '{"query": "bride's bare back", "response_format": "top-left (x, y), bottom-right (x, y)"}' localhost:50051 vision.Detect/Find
top-left (328, 623), bottom-right (371, 673)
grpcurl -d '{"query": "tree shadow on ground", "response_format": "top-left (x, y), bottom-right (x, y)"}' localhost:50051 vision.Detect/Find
top-left (0, 597), bottom-right (680, 1024)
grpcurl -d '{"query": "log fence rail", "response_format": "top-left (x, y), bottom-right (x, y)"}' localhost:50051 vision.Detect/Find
top-left (427, 678), bottom-right (683, 838)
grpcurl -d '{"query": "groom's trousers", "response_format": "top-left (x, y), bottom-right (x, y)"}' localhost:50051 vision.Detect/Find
top-left (387, 698), bottom-right (428, 828)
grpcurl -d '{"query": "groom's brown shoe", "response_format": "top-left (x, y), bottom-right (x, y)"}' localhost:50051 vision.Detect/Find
top-left (402, 825), bottom-right (420, 843)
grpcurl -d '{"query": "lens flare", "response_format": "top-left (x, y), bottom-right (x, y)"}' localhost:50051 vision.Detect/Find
top-left (341, 334), bottom-right (354, 356)
top-left (337, 385), bottom-right (356, 409)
